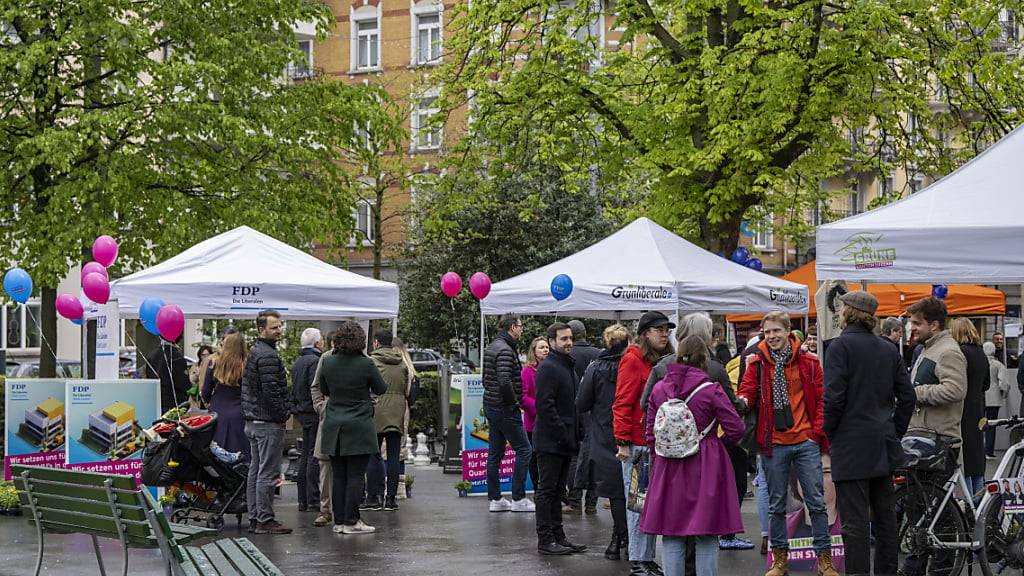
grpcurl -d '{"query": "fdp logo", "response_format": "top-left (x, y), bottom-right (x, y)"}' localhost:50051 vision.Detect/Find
top-left (232, 286), bottom-right (261, 296)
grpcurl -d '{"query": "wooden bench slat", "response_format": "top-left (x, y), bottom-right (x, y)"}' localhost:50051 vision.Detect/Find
top-left (11, 465), bottom-right (136, 490)
top-left (178, 553), bottom-right (204, 576)
top-left (199, 542), bottom-right (243, 576)
top-left (18, 492), bottom-right (148, 521)
top-left (16, 479), bottom-right (143, 506)
top-left (31, 521), bottom-right (158, 547)
top-left (233, 538), bottom-right (285, 576)
top-left (184, 546), bottom-right (222, 576)
top-left (171, 523), bottom-right (219, 543)
top-left (32, 508), bottom-right (153, 539)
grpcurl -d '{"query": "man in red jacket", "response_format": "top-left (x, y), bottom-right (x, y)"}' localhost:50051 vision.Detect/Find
top-left (613, 311), bottom-right (674, 576)
top-left (738, 312), bottom-right (836, 576)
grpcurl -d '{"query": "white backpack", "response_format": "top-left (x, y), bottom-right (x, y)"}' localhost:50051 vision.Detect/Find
top-left (653, 381), bottom-right (717, 459)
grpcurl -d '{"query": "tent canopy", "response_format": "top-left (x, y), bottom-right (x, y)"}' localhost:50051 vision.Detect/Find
top-left (481, 218), bottom-right (809, 319)
top-left (112, 226), bottom-right (399, 320)
top-left (817, 123), bottom-right (1024, 283)
top-left (728, 261), bottom-right (1005, 322)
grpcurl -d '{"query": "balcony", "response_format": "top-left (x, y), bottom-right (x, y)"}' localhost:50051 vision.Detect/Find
top-left (286, 64), bottom-right (320, 80)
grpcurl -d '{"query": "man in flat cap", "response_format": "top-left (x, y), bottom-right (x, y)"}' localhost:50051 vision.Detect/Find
top-left (822, 291), bottom-right (916, 576)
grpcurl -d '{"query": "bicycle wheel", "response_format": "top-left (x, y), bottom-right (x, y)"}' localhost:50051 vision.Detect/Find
top-left (895, 480), bottom-right (970, 576)
top-left (979, 494), bottom-right (1024, 576)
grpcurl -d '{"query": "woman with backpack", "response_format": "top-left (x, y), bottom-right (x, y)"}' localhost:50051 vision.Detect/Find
top-left (641, 335), bottom-right (745, 576)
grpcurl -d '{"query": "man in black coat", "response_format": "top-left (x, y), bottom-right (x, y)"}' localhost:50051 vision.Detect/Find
top-left (481, 314), bottom-right (534, 512)
top-left (533, 322), bottom-right (586, 556)
top-left (291, 327), bottom-right (323, 512)
top-left (566, 320), bottom-right (599, 513)
top-left (823, 291), bottom-right (916, 576)
top-left (145, 337), bottom-right (190, 414)
top-left (240, 310), bottom-right (293, 535)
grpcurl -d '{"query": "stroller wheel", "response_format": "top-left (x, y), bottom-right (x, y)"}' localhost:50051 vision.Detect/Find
top-left (170, 510), bottom-right (189, 524)
top-left (206, 515), bottom-right (224, 530)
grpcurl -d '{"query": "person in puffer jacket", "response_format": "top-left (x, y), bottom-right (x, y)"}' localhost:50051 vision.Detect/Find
top-left (481, 314), bottom-right (535, 512)
top-left (240, 310), bottom-right (293, 535)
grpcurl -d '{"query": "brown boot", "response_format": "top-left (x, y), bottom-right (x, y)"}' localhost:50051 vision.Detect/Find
top-left (816, 548), bottom-right (838, 576)
top-left (765, 548), bottom-right (789, 576)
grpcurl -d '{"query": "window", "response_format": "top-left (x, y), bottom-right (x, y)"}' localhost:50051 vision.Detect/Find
top-left (2, 303), bottom-right (40, 349)
top-left (354, 16), bottom-right (380, 70)
top-left (909, 176), bottom-right (924, 194)
top-left (999, 9), bottom-right (1017, 43)
top-left (351, 201), bottom-right (375, 246)
top-left (289, 40), bottom-right (313, 78)
top-left (752, 214), bottom-right (774, 250)
top-left (415, 12), bottom-right (442, 64)
top-left (413, 96), bottom-right (442, 150)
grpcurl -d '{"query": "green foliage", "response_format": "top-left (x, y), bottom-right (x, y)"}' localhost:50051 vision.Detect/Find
top-left (455, 480), bottom-right (472, 491)
top-left (439, 0), bottom-right (1024, 253)
top-left (409, 371), bottom-right (440, 436)
top-left (0, 481), bottom-right (18, 510)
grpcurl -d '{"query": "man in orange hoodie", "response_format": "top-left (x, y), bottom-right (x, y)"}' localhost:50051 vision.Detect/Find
top-left (738, 312), bottom-right (836, 576)
top-left (613, 311), bottom-right (675, 576)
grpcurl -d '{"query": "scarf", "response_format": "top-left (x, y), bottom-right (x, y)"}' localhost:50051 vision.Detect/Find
top-left (769, 344), bottom-right (796, 431)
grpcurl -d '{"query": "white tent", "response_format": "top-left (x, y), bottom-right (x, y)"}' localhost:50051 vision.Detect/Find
top-left (481, 217), bottom-right (809, 318)
top-left (111, 226), bottom-right (399, 320)
top-left (817, 124), bottom-right (1024, 283)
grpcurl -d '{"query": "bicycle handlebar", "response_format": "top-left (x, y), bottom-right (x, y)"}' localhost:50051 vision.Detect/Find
top-left (987, 416), bottom-right (1024, 429)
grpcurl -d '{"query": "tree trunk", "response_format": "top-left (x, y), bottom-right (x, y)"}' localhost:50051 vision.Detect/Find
top-left (40, 287), bottom-right (57, 378)
top-left (701, 215), bottom-right (743, 258)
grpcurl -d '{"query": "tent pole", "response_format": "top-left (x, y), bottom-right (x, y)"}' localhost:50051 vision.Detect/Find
top-left (392, 317), bottom-right (398, 338)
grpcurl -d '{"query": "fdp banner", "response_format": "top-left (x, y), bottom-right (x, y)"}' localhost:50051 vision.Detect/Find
top-left (65, 379), bottom-right (159, 485)
top-left (455, 374), bottom-right (533, 496)
top-left (4, 379), bottom-right (68, 480)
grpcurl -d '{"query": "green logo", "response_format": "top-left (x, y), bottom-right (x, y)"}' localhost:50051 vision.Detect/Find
top-left (835, 233), bottom-right (896, 270)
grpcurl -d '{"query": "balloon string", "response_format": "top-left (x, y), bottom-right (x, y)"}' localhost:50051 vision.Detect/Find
top-left (122, 329), bottom-right (162, 386)
top-left (449, 299), bottom-right (461, 359)
top-left (22, 304), bottom-right (61, 373)
top-left (123, 330), bottom-right (183, 421)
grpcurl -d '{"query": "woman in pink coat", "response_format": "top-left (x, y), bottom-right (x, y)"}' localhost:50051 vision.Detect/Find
top-left (520, 336), bottom-right (548, 492)
top-left (641, 335), bottom-right (745, 576)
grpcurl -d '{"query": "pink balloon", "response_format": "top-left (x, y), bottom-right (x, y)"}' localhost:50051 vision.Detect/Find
top-left (55, 293), bottom-right (84, 320)
top-left (81, 261), bottom-right (108, 281)
top-left (469, 272), bottom-right (492, 300)
top-left (92, 235), bottom-right (119, 267)
top-left (440, 272), bottom-right (462, 298)
top-left (82, 272), bottom-right (110, 304)
top-left (156, 304), bottom-right (185, 342)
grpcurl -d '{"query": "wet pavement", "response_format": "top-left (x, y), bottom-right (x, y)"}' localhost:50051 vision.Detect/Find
top-left (0, 465), bottom-right (770, 575)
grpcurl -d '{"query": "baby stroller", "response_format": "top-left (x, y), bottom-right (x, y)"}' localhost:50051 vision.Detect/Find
top-left (142, 408), bottom-right (249, 529)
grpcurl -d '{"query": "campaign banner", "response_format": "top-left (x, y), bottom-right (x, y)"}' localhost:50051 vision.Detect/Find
top-left (4, 379), bottom-right (68, 480)
top-left (455, 374), bottom-right (533, 496)
top-left (65, 379), bottom-right (159, 487)
top-left (765, 454), bottom-right (845, 572)
top-left (995, 478), bottom-right (1024, 513)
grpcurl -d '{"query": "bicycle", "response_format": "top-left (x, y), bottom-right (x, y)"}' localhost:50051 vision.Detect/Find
top-left (894, 417), bottom-right (1024, 576)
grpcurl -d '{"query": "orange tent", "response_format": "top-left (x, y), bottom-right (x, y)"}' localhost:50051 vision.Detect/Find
top-left (727, 261), bottom-right (1005, 323)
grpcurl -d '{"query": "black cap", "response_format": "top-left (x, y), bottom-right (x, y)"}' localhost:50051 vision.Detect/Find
top-left (637, 311), bottom-right (675, 334)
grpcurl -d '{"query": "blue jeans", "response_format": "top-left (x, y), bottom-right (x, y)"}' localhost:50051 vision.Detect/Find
top-left (485, 406), bottom-right (532, 501)
top-left (763, 440), bottom-right (830, 552)
top-left (244, 421), bottom-right (285, 524)
top-left (622, 446), bottom-right (657, 562)
top-left (755, 458), bottom-right (770, 537)
top-left (664, 536), bottom-right (718, 576)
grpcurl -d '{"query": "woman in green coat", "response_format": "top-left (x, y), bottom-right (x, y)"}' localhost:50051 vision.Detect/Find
top-left (315, 321), bottom-right (387, 534)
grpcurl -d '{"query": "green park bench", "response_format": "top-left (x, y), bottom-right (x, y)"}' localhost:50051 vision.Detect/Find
top-left (12, 465), bottom-right (284, 576)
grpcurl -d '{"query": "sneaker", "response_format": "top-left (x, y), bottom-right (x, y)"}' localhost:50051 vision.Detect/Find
top-left (313, 514), bottom-right (332, 527)
top-left (332, 524), bottom-right (345, 534)
top-left (360, 496), bottom-right (383, 511)
top-left (719, 537), bottom-right (755, 550)
top-left (642, 561), bottom-right (664, 576)
top-left (489, 498), bottom-right (513, 512)
top-left (987, 454), bottom-right (999, 460)
top-left (383, 498), bottom-right (398, 511)
top-left (511, 498), bottom-right (536, 513)
top-left (255, 520), bottom-right (293, 535)
top-left (341, 519), bottom-right (376, 534)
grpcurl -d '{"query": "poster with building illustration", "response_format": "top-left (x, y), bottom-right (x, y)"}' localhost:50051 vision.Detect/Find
top-left (455, 374), bottom-right (532, 496)
top-left (4, 379), bottom-right (68, 480)
top-left (65, 379), bottom-right (159, 485)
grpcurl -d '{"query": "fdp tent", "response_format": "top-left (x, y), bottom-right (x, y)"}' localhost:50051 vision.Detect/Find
top-left (817, 123), bottom-right (1024, 283)
top-left (111, 226), bottom-right (399, 320)
top-left (481, 217), bottom-right (809, 318)
top-left (727, 261), bottom-right (1005, 322)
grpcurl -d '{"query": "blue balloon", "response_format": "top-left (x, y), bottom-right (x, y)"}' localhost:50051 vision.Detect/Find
top-left (745, 258), bottom-right (763, 272)
top-left (740, 221), bottom-right (754, 238)
top-left (932, 284), bottom-right (948, 300)
top-left (550, 274), bottom-right (573, 301)
top-left (139, 297), bottom-right (165, 336)
top-left (71, 318), bottom-right (82, 326)
top-left (3, 268), bottom-right (33, 304)
top-left (731, 247), bottom-right (750, 264)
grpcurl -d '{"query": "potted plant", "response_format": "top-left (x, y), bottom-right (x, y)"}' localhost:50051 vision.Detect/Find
top-left (159, 493), bottom-right (175, 516)
top-left (455, 480), bottom-right (472, 497)
top-left (0, 481), bottom-right (22, 516)
top-left (404, 475), bottom-right (416, 498)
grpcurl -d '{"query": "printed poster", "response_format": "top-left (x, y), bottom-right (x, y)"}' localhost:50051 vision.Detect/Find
top-left (995, 478), bottom-right (1024, 513)
top-left (65, 379), bottom-right (160, 486)
top-left (4, 379), bottom-right (68, 480)
top-left (455, 374), bottom-right (533, 496)
top-left (766, 454), bottom-right (845, 572)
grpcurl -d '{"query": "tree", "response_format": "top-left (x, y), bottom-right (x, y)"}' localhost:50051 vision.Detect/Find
top-left (400, 136), bottom-right (618, 352)
top-left (439, 0), bottom-right (1024, 254)
top-left (0, 0), bottom-right (370, 375)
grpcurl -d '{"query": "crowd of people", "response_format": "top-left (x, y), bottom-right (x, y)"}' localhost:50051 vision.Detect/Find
top-left (480, 292), bottom-right (1011, 576)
